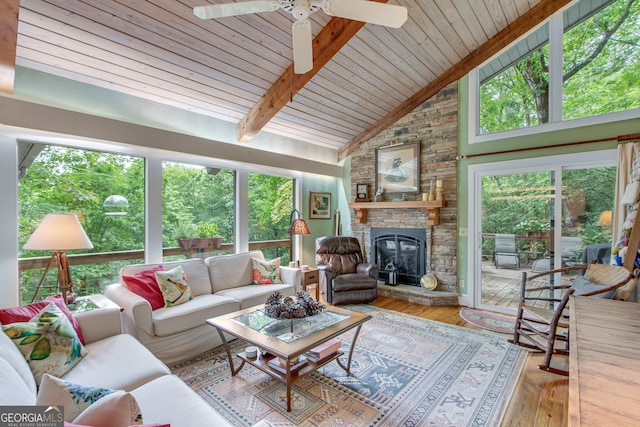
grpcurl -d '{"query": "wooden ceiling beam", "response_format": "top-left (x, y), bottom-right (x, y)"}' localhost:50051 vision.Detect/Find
top-left (237, 0), bottom-right (390, 144)
top-left (338, 0), bottom-right (573, 161)
top-left (0, 0), bottom-right (19, 94)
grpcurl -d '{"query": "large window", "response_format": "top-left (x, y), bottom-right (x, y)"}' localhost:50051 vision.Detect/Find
top-left (248, 173), bottom-right (294, 264)
top-left (478, 0), bottom-right (639, 135)
top-left (18, 144), bottom-right (145, 304)
top-left (161, 162), bottom-right (235, 261)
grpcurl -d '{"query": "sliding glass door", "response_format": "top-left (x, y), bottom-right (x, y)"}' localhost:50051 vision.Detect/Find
top-left (471, 151), bottom-right (616, 313)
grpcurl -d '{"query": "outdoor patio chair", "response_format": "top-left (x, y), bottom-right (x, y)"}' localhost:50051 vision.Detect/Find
top-left (510, 262), bottom-right (637, 376)
top-left (493, 233), bottom-right (520, 269)
top-left (531, 236), bottom-right (584, 272)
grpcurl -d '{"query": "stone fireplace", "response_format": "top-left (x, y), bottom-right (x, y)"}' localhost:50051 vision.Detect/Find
top-left (349, 82), bottom-right (459, 300)
top-left (372, 228), bottom-right (426, 286)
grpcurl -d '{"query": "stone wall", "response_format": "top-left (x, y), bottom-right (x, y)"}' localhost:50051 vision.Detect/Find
top-left (350, 83), bottom-right (458, 291)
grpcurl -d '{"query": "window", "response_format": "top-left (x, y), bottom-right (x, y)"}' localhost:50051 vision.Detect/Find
top-left (248, 173), bottom-right (294, 264)
top-left (563, 0), bottom-right (640, 120)
top-left (162, 162), bottom-right (235, 261)
top-left (18, 144), bottom-right (145, 304)
top-left (477, 0), bottom-right (639, 136)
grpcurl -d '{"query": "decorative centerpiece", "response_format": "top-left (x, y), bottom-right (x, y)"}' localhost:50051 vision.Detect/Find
top-left (264, 290), bottom-right (325, 319)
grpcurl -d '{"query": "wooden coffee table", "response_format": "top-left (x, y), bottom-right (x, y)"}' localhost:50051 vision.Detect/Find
top-left (206, 304), bottom-right (371, 411)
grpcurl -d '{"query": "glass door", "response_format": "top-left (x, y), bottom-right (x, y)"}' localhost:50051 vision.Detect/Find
top-left (471, 152), bottom-right (616, 314)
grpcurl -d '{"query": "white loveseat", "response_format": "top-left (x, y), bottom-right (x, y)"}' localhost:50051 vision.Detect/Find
top-left (0, 304), bottom-right (231, 426)
top-left (106, 250), bottom-right (301, 363)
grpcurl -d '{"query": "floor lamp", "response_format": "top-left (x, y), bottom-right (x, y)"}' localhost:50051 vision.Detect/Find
top-left (288, 209), bottom-right (310, 266)
top-left (24, 213), bottom-right (94, 304)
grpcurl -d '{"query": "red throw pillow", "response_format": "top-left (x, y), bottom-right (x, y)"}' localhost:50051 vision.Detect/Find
top-left (0, 294), bottom-right (86, 344)
top-left (122, 265), bottom-right (165, 310)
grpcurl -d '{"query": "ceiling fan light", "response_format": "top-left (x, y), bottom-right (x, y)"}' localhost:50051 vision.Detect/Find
top-left (292, 0), bottom-right (311, 19)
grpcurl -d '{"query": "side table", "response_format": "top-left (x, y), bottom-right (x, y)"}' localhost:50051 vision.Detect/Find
top-left (302, 267), bottom-right (320, 300)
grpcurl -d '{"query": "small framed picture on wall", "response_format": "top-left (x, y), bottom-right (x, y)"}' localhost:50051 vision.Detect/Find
top-left (309, 192), bottom-right (331, 219)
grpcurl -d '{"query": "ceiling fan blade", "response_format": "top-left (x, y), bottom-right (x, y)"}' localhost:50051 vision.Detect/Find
top-left (194, 1), bottom-right (279, 19)
top-left (322, 0), bottom-right (407, 28)
top-left (292, 19), bottom-right (313, 74)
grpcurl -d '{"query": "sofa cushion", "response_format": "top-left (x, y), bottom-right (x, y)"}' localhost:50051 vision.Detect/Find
top-left (251, 257), bottom-right (283, 285)
top-left (0, 294), bottom-right (85, 344)
top-left (131, 374), bottom-right (233, 427)
top-left (207, 250), bottom-right (265, 292)
top-left (155, 266), bottom-right (193, 307)
top-left (151, 294), bottom-right (239, 337)
top-left (122, 265), bottom-right (165, 310)
top-left (0, 322), bottom-right (37, 395)
top-left (216, 283), bottom-right (295, 309)
top-left (62, 334), bottom-right (170, 392)
top-left (72, 389), bottom-right (143, 426)
top-left (2, 302), bottom-right (87, 385)
top-left (0, 357), bottom-right (36, 405)
top-left (332, 274), bottom-right (378, 292)
top-left (572, 275), bottom-right (617, 298)
top-left (37, 374), bottom-right (117, 421)
top-left (121, 258), bottom-right (212, 297)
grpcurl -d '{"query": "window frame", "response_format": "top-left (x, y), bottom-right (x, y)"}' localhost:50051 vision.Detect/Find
top-left (469, 0), bottom-right (640, 144)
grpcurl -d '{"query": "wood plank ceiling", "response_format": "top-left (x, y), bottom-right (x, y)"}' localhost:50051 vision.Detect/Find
top-left (7, 0), bottom-right (571, 160)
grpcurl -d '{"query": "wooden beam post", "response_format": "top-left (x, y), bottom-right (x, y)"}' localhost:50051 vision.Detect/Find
top-left (0, 0), bottom-right (19, 94)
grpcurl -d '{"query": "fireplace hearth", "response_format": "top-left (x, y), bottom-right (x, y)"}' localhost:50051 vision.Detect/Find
top-left (371, 228), bottom-right (427, 286)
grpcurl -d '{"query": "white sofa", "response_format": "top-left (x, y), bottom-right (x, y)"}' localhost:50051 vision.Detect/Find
top-left (0, 304), bottom-right (231, 426)
top-left (106, 250), bottom-right (301, 364)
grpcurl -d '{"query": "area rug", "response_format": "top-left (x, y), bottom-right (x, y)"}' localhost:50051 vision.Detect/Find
top-left (170, 305), bottom-right (527, 426)
top-left (459, 307), bottom-right (517, 334)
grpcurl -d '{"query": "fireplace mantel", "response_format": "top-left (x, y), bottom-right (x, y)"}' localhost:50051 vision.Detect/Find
top-left (349, 200), bottom-right (447, 225)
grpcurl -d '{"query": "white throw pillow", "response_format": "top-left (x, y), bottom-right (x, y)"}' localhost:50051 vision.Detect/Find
top-left (37, 374), bottom-right (117, 421)
top-left (72, 389), bottom-right (143, 426)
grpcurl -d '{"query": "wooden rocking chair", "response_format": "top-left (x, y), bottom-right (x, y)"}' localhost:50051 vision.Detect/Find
top-left (510, 262), bottom-right (637, 376)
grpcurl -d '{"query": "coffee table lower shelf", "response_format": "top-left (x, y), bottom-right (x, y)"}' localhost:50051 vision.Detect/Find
top-left (238, 350), bottom-right (345, 381)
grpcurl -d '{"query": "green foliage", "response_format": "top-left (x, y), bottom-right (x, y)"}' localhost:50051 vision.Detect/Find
top-left (197, 221), bottom-right (219, 237)
top-left (480, 0), bottom-right (640, 134)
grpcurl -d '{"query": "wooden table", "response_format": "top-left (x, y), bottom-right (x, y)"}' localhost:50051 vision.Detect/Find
top-left (302, 267), bottom-right (319, 299)
top-left (569, 296), bottom-right (640, 426)
top-left (206, 304), bottom-right (371, 411)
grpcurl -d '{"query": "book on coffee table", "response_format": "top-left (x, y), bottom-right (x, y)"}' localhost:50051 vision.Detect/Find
top-left (305, 338), bottom-right (341, 362)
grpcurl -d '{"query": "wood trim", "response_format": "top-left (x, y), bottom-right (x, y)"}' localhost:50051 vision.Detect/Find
top-left (237, 0), bottom-right (390, 144)
top-left (0, 0), bottom-right (19, 94)
top-left (337, 0), bottom-right (572, 161)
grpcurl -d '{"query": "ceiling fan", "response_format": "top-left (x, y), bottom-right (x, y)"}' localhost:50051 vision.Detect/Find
top-left (194, 0), bottom-right (408, 74)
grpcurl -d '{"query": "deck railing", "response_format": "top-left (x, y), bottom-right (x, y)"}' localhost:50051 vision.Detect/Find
top-left (18, 240), bottom-right (290, 271)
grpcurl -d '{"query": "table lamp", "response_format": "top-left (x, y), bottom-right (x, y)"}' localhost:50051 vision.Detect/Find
top-left (288, 208), bottom-right (310, 266)
top-left (24, 213), bottom-right (94, 304)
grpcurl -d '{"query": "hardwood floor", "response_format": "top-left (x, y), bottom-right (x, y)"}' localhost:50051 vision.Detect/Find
top-left (370, 296), bottom-right (569, 427)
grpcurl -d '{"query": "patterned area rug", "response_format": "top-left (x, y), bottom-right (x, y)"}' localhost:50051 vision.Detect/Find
top-left (170, 305), bottom-right (527, 426)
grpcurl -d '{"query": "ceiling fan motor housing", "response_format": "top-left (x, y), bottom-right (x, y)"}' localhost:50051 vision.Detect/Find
top-left (279, 0), bottom-right (322, 19)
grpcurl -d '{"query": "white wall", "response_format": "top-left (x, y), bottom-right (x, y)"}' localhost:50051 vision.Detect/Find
top-left (0, 136), bottom-right (19, 307)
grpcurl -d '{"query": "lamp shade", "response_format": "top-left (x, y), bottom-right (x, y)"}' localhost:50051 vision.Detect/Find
top-left (23, 213), bottom-right (94, 251)
top-left (289, 218), bottom-right (311, 235)
top-left (287, 209), bottom-right (310, 235)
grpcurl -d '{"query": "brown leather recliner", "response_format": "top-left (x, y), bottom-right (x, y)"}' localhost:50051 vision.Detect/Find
top-left (315, 236), bottom-right (378, 305)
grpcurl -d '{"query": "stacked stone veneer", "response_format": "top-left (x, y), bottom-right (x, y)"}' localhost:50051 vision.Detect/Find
top-left (350, 83), bottom-right (458, 292)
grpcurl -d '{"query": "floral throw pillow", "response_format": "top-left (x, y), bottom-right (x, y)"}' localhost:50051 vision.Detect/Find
top-left (2, 302), bottom-right (87, 385)
top-left (251, 257), bottom-right (283, 285)
top-left (37, 374), bottom-right (116, 421)
top-left (155, 266), bottom-right (193, 307)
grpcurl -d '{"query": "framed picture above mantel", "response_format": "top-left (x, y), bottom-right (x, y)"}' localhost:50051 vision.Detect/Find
top-left (375, 141), bottom-right (420, 194)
